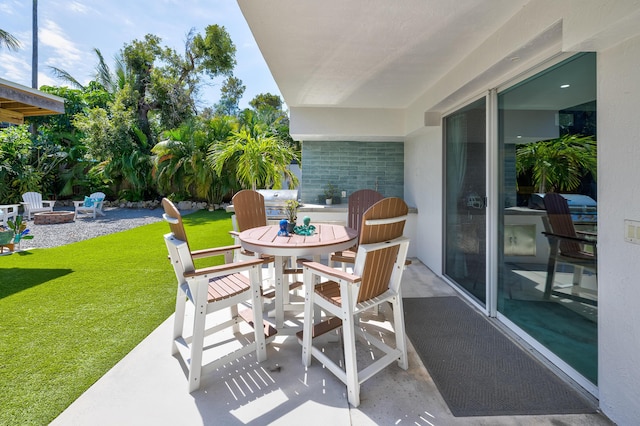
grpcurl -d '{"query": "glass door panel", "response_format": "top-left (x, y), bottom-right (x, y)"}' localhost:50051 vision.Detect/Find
top-left (444, 98), bottom-right (487, 305)
top-left (497, 53), bottom-right (598, 384)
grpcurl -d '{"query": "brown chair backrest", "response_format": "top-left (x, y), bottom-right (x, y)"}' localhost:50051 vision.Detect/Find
top-left (347, 189), bottom-right (384, 234)
top-left (232, 190), bottom-right (268, 231)
top-left (162, 198), bottom-right (190, 249)
top-left (543, 193), bottom-right (581, 254)
top-left (356, 197), bottom-right (408, 302)
top-left (359, 197), bottom-right (408, 245)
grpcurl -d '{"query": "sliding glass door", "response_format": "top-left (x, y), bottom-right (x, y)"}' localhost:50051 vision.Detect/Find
top-left (497, 53), bottom-right (598, 386)
top-left (444, 98), bottom-right (487, 306)
top-left (443, 53), bottom-right (598, 389)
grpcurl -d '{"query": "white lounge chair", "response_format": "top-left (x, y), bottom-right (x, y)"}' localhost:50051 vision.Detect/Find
top-left (73, 192), bottom-right (106, 219)
top-left (21, 192), bottom-right (55, 220)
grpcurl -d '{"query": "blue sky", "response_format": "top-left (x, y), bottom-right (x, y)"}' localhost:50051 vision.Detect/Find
top-left (0, 0), bottom-right (281, 109)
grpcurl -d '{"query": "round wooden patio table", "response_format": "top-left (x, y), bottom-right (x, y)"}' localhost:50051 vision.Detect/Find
top-left (239, 224), bottom-right (357, 329)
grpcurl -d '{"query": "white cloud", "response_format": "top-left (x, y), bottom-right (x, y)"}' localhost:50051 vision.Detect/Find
top-left (0, 52), bottom-right (31, 86)
top-left (39, 19), bottom-right (83, 69)
top-left (67, 1), bottom-right (90, 14)
top-left (37, 72), bottom-right (57, 88)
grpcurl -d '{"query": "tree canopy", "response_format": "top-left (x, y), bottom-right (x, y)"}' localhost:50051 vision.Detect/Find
top-left (0, 25), bottom-right (297, 205)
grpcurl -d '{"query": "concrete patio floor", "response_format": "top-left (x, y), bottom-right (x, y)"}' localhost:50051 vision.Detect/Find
top-left (51, 261), bottom-right (612, 426)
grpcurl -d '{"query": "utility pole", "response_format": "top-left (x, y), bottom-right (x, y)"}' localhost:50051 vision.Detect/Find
top-left (30, 0), bottom-right (38, 136)
top-left (32, 0), bottom-right (38, 89)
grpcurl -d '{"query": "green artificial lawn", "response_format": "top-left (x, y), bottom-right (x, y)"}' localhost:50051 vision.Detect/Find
top-left (0, 209), bottom-right (234, 425)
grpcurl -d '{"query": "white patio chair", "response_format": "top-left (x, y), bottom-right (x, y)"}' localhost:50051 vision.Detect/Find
top-left (0, 204), bottom-right (19, 227)
top-left (73, 192), bottom-right (106, 219)
top-left (21, 192), bottom-right (55, 220)
top-left (162, 198), bottom-right (276, 392)
top-left (299, 197), bottom-right (410, 407)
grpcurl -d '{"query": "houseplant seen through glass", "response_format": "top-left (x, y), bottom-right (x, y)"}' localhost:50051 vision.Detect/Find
top-left (324, 183), bottom-right (338, 205)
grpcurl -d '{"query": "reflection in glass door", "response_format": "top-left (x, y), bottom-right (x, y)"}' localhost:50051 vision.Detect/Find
top-left (444, 98), bottom-right (487, 305)
top-left (498, 53), bottom-right (598, 385)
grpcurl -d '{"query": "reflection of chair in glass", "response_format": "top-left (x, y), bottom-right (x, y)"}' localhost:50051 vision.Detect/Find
top-left (329, 189), bottom-right (383, 269)
top-left (542, 193), bottom-right (597, 305)
top-left (299, 197), bottom-right (410, 407)
top-left (21, 192), bottom-right (55, 220)
top-left (162, 198), bottom-right (276, 391)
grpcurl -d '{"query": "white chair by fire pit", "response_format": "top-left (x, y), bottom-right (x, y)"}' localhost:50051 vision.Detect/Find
top-left (74, 192), bottom-right (106, 219)
top-left (21, 192), bottom-right (55, 220)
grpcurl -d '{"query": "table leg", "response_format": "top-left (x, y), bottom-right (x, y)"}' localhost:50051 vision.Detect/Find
top-left (272, 254), bottom-right (326, 330)
top-left (274, 255), bottom-right (285, 328)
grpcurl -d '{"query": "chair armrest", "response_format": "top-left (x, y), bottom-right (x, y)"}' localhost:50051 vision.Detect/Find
top-left (576, 230), bottom-right (597, 242)
top-left (190, 244), bottom-right (241, 259)
top-left (73, 200), bottom-right (84, 207)
top-left (184, 258), bottom-right (264, 278)
top-left (542, 232), bottom-right (597, 246)
top-left (297, 259), bottom-right (361, 284)
top-left (229, 230), bottom-right (240, 237)
top-left (42, 200), bottom-right (56, 207)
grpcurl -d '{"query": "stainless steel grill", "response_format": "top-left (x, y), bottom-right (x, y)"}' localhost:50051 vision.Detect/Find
top-left (256, 189), bottom-right (299, 219)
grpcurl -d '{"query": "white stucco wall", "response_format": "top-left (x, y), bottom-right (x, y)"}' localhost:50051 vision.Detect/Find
top-left (401, 4), bottom-right (640, 424)
top-left (597, 34), bottom-right (640, 426)
top-left (404, 127), bottom-right (443, 274)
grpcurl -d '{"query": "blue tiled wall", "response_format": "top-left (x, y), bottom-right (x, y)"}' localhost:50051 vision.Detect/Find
top-left (300, 141), bottom-right (404, 204)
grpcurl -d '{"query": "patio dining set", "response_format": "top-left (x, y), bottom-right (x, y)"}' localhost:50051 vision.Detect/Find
top-left (161, 189), bottom-right (411, 407)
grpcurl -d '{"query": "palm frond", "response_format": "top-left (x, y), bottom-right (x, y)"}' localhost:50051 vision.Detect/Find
top-left (0, 29), bottom-right (21, 51)
top-left (49, 66), bottom-right (84, 89)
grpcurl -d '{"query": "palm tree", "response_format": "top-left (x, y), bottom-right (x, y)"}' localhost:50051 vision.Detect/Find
top-left (516, 134), bottom-right (596, 193)
top-left (152, 117), bottom-right (237, 204)
top-left (50, 48), bottom-right (128, 93)
top-left (208, 127), bottom-right (299, 191)
top-left (0, 29), bottom-right (21, 51)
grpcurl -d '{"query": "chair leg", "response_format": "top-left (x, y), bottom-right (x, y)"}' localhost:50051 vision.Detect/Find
top-left (572, 266), bottom-right (584, 286)
top-left (188, 296), bottom-right (207, 392)
top-left (301, 268), bottom-right (315, 367)
top-left (172, 287), bottom-right (187, 355)
top-left (250, 266), bottom-right (267, 362)
top-left (544, 239), bottom-right (560, 300)
top-left (341, 303), bottom-right (360, 407)
top-left (231, 304), bottom-right (240, 334)
top-left (392, 296), bottom-right (408, 370)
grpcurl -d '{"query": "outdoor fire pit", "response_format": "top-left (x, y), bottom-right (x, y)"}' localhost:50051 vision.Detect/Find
top-left (34, 211), bottom-right (75, 225)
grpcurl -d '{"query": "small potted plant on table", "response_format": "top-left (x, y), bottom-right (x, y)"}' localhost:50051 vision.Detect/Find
top-left (285, 199), bottom-right (300, 233)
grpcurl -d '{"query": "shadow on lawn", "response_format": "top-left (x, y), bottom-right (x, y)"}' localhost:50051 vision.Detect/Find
top-left (0, 267), bottom-right (73, 300)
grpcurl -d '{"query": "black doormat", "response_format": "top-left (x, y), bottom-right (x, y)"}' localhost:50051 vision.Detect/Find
top-left (403, 296), bottom-right (596, 417)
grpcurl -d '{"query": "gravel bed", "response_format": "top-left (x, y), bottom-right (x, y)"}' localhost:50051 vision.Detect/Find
top-left (13, 207), bottom-right (195, 250)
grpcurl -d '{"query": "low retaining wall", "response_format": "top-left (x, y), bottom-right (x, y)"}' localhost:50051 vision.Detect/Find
top-left (52, 199), bottom-right (222, 211)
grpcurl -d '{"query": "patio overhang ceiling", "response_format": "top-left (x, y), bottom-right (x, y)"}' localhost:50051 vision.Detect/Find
top-left (237, 0), bottom-right (530, 140)
top-left (0, 78), bottom-right (65, 125)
